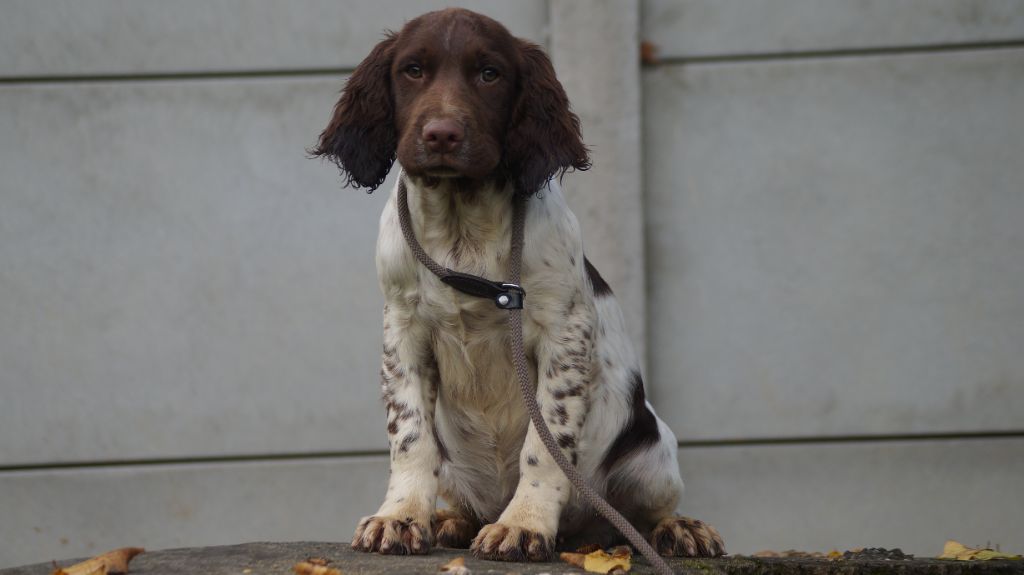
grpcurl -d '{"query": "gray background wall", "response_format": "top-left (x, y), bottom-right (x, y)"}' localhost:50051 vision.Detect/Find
top-left (1, 0), bottom-right (1022, 568)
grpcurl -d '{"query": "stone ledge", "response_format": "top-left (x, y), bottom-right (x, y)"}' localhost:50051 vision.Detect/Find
top-left (3, 542), bottom-right (1022, 575)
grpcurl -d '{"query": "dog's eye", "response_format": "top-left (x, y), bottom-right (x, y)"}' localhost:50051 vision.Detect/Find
top-left (480, 66), bottom-right (500, 83)
top-left (405, 64), bottom-right (423, 79)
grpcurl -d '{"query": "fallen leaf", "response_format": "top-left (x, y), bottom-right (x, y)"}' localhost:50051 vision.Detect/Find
top-left (575, 543), bottom-right (603, 554)
top-left (439, 556), bottom-right (471, 575)
top-left (560, 549), bottom-right (631, 574)
top-left (561, 552), bottom-right (586, 569)
top-left (51, 564), bottom-right (102, 575)
top-left (939, 540), bottom-right (1021, 561)
top-left (292, 560), bottom-right (342, 575)
top-left (51, 548), bottom-right (144, 575)
top-left (974, 550), bottom-right (1023, 561)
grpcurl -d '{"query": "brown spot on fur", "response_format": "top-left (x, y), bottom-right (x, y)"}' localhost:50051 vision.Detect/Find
top-left (398, 431), bottom-right (420, 453)
top-left (553, 404), bottom-right (569, 425)
top-left (556, 433), bottom-right (576, 449)
top-left (565, 383), bottom-right (585, 397)
top-left (600, 370), bottom-right (660, 472)
top-left (432, 420), bottom-right (450, 461)
top-left (584, 257), bottom-right (613, 297)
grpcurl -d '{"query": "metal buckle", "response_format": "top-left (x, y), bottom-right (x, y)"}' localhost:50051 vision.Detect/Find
top-left (494, 283), bottom-right (525, 310)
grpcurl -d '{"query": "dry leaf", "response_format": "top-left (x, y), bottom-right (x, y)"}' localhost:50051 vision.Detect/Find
top-left (575, 543), bottom-right (603, 554)
top-left (938, 540), bottom-right (1021, 561)
top-left (51, 548), bottom-right (144, 575)
top-left (561, 552), bottom-right (587, 569)
top-left (584, 550), bottom-right (630, 574)
top-left (560, 549), bottom-right (631, 574)
top-left (439, 556), bottom-right (471, 575)
top-left (51, 564), bottom-right (102, 575)
top-left (292, 560), bottom-right (342, 575)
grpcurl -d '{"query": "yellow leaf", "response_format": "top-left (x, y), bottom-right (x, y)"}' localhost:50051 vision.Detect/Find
top-left (51, 548), bottom-right (144, 575)
top-left (439, 556), bottom-right (471, 575)
top-left (939, 540), bottom-right (969, 560)
top-left (938, 540), bottom-right (1021, 561)
top-left (582, 549), bottom-right (631, 574)
top-left (560, 552), bottom-right (586, 569)
top-left (292, 561), bottom-right (342, 575)
top-left (974, 550), bottom-right (1022, 561)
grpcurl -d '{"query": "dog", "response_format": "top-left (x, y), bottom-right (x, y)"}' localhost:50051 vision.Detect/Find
top-left (311, 8), bottom-right (725, 562)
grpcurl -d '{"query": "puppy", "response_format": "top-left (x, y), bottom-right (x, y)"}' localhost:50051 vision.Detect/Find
top-left (312, 8), bottom-right (724, 561)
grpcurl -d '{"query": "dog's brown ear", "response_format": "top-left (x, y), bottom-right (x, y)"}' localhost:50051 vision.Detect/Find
top-left (310, 33), bottom-right (398, 191)
top-left (504, 40), bottom-right (591, 195)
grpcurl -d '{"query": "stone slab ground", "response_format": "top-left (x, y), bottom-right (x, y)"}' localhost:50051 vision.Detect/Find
top-left (3, 542), bottom-right (1023, 575)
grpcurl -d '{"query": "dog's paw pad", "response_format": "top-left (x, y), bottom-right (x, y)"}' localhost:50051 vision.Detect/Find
top-left (433, 510), bottom-right (478, 549)
top-left (352, 515), bottom-right (431, 555)
top-left (650, 516), bottom-right (725, 557)
top-left (470, 522), bottom-right (553, 562)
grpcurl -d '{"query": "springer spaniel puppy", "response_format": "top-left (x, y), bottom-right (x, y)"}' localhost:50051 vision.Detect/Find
top-left (312, 8), bottom-right (725, 562)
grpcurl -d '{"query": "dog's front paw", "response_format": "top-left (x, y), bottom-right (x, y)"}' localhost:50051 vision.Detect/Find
top-left (470, 522), bottom-right (553, 562)
top-left (650, 516), bottom-right (725, 557)
top-left (352, 515), bottom-right (431, 555)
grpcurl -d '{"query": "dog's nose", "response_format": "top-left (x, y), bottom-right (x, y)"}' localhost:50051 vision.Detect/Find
top-left (422, 119), bottom-right (464, 153)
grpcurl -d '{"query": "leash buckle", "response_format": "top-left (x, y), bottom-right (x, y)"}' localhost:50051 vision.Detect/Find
top-left (495, 283), bottom-right (525, 310)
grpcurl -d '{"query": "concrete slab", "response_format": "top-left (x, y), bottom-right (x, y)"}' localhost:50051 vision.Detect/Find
top-left (3, 541), bottom-right (1022, 575)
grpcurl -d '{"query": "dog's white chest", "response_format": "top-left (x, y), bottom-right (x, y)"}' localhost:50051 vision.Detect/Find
top-left (430, 306), bottom-right (533, 519)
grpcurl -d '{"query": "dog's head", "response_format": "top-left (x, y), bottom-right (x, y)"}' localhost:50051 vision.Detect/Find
top-left (310, 8), bottom-right (590, 194)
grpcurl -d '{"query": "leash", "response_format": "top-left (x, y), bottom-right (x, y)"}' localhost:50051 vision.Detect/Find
top-left (397, 178), bottom-right (676, 575)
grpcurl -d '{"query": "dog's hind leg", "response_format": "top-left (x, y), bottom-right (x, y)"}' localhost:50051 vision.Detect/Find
top-left (605, 419), bottom-right (726, 558)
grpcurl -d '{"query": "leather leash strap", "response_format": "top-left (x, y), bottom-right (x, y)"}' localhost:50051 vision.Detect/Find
top-left (397, 178), bottom-right (675, 575)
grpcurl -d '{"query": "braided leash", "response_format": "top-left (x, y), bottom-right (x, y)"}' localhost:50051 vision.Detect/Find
top-left (397, 178), bottom-right (676, 575)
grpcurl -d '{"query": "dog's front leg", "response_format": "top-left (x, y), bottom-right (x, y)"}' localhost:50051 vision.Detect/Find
top-left (471, 298), bottom-right (594, 561)
top-left (352, 304), bottom-right (440, 555)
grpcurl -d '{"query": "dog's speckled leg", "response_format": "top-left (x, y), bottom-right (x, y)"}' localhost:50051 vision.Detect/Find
top-left (352, 304), bottom-right (441, 556)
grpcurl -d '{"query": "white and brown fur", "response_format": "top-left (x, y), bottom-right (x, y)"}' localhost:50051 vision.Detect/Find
top-left (312, 8), bottom-right (724, 562)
